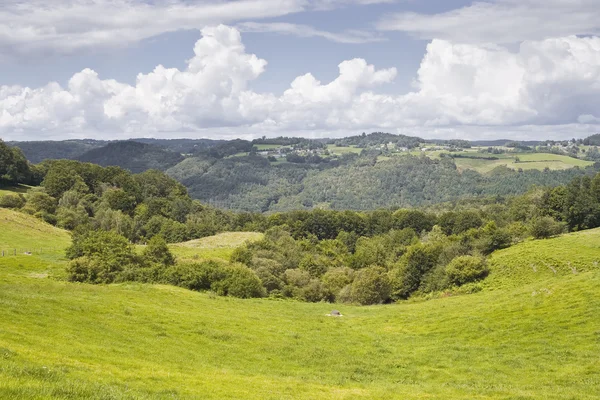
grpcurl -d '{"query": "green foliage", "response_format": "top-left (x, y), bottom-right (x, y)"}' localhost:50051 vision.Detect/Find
top-left (211, 264), bottom-right (266, 299)
top-left (348, 266), bottom-right (391, 305)
top-left (0, 193), bottom-right (25, 209)
top-left (66, 230), bottom-right (138, 284)
top-left (0, 140), bottom-right (31, 185)
top-left (389, 243), bottom-right (438, 300)
top-left (142, 235), bottom-right (175, 267)
top-left (529, 216), bottom-right (565, 239)
top-left (446, 256), bottom-right (488, 286)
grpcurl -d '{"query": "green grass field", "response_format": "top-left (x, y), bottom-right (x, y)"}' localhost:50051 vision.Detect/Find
top-left (167, 232), bottom-right (264, 262)
top-left (450, 151), bottom-right (594, 173)
top-left (0, 184), bottom-right (32, 197)
top-left (1, 209), bottom-right (600, 399)
top-left (326, 145), bottom-right (363, 155)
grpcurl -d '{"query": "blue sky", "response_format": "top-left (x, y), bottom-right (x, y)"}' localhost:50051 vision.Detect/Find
top-left (1, 0), bottom-right (599, 141)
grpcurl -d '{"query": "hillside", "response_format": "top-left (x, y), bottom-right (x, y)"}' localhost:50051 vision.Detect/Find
top-left (8, 140), bottom-right (106, 164)
top-left (1, 211), bottom-right (600, 398)
top-left (484, 228), bottom-right (600, 290)
top-left (168, 153), bottom-right (597, 212)
top-left (78, 141), bottom-right (184, 173)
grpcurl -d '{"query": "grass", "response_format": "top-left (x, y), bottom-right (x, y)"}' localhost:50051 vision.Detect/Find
top-left (449, 152), bottom-right (594, 173)
top-left (0, 184), bottom-right (32, 197)
top-left (326, 145), bottom-right (363, 155)
top-left (1, 210), bottom-right (600, 398)
top-left (168, 232), bottom-right (264, 262)
top-left (484, 227), bottom-right (600, 291)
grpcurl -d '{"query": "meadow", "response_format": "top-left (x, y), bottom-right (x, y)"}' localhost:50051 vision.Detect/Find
top-left (1, 208), bottom-right (600, 399)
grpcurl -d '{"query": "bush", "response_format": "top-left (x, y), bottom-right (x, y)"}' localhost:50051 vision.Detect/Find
top-left (445, 256), bottom-right (488, 286)
top-left (142, 235), bottom-right (175, 266)
top-left (349, 266), bottom-right (391, 305)
top-left (211, 264), bottom-right (265, 298)
top-left (164, 261), bottom-right (225, 291)
top-left (65, 230), bottom-right (139, 283)
top-left (529, 217), bottom-right (565, 239)
top-left (0, 193), bottom-right (25, 209)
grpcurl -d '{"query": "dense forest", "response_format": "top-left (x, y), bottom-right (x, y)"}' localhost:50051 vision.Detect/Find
top-left (2, 138), bottom-right (600, 304)
top-left (170, 153), bottom-right (597, 212)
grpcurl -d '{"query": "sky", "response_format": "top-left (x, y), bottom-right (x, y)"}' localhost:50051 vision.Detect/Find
top-left (1, 0), bottom-right (600, 141)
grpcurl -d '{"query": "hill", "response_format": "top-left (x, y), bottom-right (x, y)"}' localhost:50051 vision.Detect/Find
top-left (168, 153), bottom-right (597, 212)
top-left (484, 228), bottom-right (600, 290)
top-left (77, 141), bottom-right (184, 173)
top-left (8, 139), bottom-right (107, 164)
top-left (1, 211), bottom-right (600, 398)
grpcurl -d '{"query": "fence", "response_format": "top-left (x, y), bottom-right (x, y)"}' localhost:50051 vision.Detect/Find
top-left (0, 247), bottom-right (59, 257)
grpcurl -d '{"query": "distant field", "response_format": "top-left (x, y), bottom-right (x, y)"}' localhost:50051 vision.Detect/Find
top-left (449, 152), bottom-right (593, 173)
top-left (326, 145), bottom-right (363, 155)
top-left (0, 185), bottom-right (32, 197)
top-left (168, 232), bottom-right (263, 262)
top-left (255, 144), bottom-right (284, 150)
top-left (2, 212), bottom-right (600, 399)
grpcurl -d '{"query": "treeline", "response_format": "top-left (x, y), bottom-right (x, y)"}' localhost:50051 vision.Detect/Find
top-left (0, 139), bottom-right (41, 186)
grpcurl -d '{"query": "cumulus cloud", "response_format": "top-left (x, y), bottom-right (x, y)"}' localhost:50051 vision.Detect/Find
top-left (1, 26), bottom-right (600, 141)
top-left (377, 0), bottom-right (600, 44)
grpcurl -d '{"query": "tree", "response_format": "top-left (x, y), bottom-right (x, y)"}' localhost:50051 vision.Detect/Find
top-left (349, 266), bottom-right (391, 305)
top-left (446, 256), bottom-right (488, 286)
top-left (66, 230), bottom-right (138, 283)
top-left (142, 235), bottom-right (175, 266)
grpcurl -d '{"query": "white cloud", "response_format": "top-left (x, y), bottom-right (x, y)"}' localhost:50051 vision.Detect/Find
top-left (0, 0), bottom-right (309, 57)
top-left (0, 0), bottom-right (396, 57)
top-left (237, 22), bottom-right (385, 44)
top-left (377, 0), bottom-right (600, 44)
top-left (1, 26), bottom-right (600, 141)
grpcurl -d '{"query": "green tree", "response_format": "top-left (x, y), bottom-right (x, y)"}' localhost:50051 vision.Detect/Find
top-left (142, 235), bottom-right (175, 266)
top-left (349, 266), bottom-right (391, 305)
top-left (446, 256), bottom-right (488, 286)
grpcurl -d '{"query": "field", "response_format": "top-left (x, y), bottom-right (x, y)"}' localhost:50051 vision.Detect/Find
top-left (449, 151), bottom-right (594, 173)
top-left (0, 184), bottom-right (31, 197)
top-left (326, 145), bottom-right (363, 155)
top-left (1, 210), bottom-right (600, 399)
top-left (167, 232), bottom-right (264, 262)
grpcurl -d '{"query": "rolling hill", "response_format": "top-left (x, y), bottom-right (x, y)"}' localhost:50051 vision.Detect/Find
top-left (77, 141), bottom-right (184, 173)
top-left (1, 210), bottom-right (600, 398)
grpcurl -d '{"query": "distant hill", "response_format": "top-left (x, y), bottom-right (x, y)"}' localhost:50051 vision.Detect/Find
top-left (470, 139), bottom-right (543, 147)
top-left (78, 141), bottom-right (184, 173)
top-left (8, 139), bottom-right (107, 163)
top-left (130, 138), bottom-right (224, 154)
top-left (583, 134), bottom-right (600, 146)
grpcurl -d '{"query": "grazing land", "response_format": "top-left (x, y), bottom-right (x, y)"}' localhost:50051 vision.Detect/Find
top-left (1, 210), bottom-right (600, 399)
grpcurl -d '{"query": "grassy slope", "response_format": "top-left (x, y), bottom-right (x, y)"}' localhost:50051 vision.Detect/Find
top-left (485, 228), bottom-right (600, 290)
top-left (168, 232), bottom-right (264, 262)
top-left (1, 211), bottom-right (600, 399)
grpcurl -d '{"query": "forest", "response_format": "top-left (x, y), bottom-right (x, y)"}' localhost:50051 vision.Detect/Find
top-left (2, 137), bottom-right (600, 304)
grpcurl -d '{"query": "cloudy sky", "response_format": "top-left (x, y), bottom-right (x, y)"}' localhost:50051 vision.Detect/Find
top-left (1, 0), bottom-right (600, 141)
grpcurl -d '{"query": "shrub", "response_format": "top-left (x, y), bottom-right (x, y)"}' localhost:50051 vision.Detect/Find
top-left (529, 217), bottom-right (565, 239)
top-left (322, 267), bottom-right (355, 300)
top-left (142, 235), bottom-right (175, 266)
top-left (349, 266), bottom-right (391, 305)
top-left (164, 261), bottom-right (225, 291)
top-left (65, 230), bottom-right (139, 284)
top-left (211, 264), bottom-right (265, 299)
top-left (445, 256), bottom-right (488, 286)
top-left (0, 193), bottom-right (25, 209)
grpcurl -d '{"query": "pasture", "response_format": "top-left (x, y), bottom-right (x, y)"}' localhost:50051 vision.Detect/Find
top-left (1, 210), bottom-right (599, 399)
